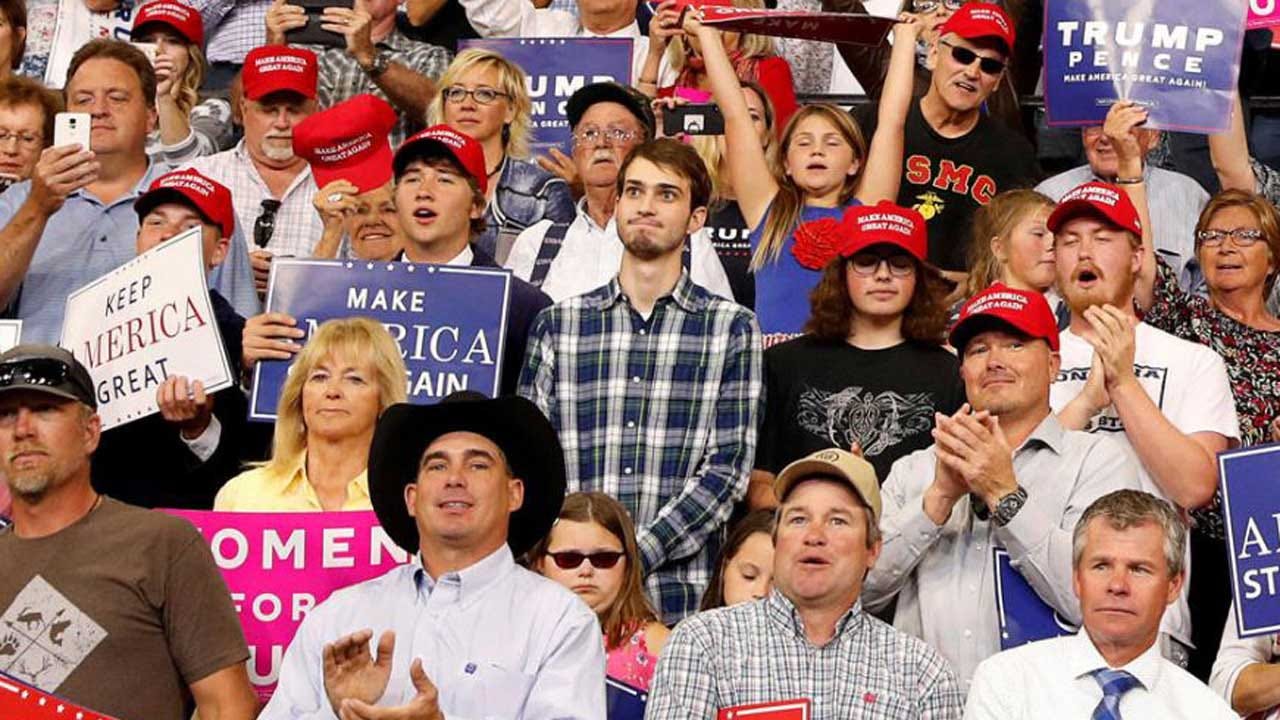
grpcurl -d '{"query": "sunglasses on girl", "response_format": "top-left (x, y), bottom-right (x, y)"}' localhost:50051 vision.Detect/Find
top-left (548, 550), bottom-right (625, 570)
top-left (939, 40), bottom-right (1007, 76)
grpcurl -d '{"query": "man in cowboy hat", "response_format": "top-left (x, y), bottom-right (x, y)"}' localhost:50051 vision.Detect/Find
top-left (262, 392), bottom-right (606, 720)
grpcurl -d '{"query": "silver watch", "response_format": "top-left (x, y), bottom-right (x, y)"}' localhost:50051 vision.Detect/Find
top-left (992, 486), bottom-right (1028, 527)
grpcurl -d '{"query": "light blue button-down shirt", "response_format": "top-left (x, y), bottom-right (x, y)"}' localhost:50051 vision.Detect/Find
top-left (261, 545), bottom-right (606, 720)
top-left (0, 163), bottom-right (261, 344)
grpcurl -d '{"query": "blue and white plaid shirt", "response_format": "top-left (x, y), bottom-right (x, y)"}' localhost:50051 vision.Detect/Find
top-left (518, 273), bottom-right (761, 624)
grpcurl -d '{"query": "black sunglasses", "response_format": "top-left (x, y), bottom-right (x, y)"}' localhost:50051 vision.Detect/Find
top-left (0, 358), bottom-right (75, 392)
top-left (254, 199), bottom-right (282, 249)
top-left (548, 551), bottom-right (625, 570)
top-left (940, 40), bottom-right (1007, 76)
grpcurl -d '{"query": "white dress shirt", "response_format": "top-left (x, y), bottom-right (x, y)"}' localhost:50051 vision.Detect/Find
top-left (1210, 604), bottom-right (1280, 717)
top-left (965, 631), bottom-right (1238, 720)
top-left (260, 545), bottom-right (606, 720)
top-left (452, 0), bottom-right (673, 86)
top-left (505, 200), bottom-right (734, 303)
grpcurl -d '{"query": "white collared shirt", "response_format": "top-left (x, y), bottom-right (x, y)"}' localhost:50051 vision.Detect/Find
top-left (1209, 604), bottom-right (1280, 716)
top-left (260, 545), bottom-right (606, 720)
top-left (965, 631), bottom-right (1237, 720)
top-left (505, 199), bottom-right (734, 303)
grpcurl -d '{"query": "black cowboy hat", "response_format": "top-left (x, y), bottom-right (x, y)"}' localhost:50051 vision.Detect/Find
top-left (368, 392), bottom-right (566, 557)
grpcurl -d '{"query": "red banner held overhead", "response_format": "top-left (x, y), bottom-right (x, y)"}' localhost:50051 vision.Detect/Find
top-left (0, 674), bottom-right (119, 720)
top-left (699, 7), bottom-right (895, 45)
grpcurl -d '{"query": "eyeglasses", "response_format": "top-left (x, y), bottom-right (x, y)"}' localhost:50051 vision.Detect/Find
top-left (911, 0), bottom-right (964, 12)
top-left (547, 550), bottom-right (625, 570)
top-left (0, 129), bottom-right (41, 149)
top-left (1196, 228), bottom-right (1266, 247)
top-left (939, 40), bottom-right (1007, 76)
top-left (849, 253), bottom-right (916, 277)
top-left (442, 86), bottom-right (509, 105)
top-left (0, 359), bottom-right (73, 392)
top-left (254, 199), bottom-right (282, 249)
top-left (573, 127), bottom-right (640, 147)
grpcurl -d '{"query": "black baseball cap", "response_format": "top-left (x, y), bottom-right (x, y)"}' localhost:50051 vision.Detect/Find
top-left (565, 82), bottom-right (655, 139)
top-left (0, 345), bottom-right (97, 409)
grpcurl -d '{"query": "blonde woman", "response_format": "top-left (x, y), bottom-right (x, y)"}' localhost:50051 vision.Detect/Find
top-left (131, 0), bottom-right (218, 164)
top-left (215, 318), bottom-right (408, 511)
top-left (642, 0), bottom-right (797, 132)
top-left (957, 188), bottom-right (1063, 323)
top-left (427, 48), bottom-right (576, 261)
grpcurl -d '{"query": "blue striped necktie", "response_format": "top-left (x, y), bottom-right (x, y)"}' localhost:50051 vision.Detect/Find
top-left (1091, 668), bottom-right (1142, 720)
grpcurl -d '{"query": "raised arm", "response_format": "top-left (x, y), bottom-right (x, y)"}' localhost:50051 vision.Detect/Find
top-left (1209, 93), bottom-right (1256, 193)
top-left (1104, 101), bottom-right (1156, 310)
top-left (688, 13), bottom-right (778, 230)
top-left (854, 15), bottom-right (918, 204)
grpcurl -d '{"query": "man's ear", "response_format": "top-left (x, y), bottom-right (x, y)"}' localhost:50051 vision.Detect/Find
top-left (686, 205), bottom-right (708, 236)
top-left (508, 477), bottom-right (525, 512)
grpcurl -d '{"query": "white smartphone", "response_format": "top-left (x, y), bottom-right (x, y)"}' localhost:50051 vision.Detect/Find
top-left (53, 112), bottom-right (92, 150)
top-left (131, 42), bottom-right (159, 66)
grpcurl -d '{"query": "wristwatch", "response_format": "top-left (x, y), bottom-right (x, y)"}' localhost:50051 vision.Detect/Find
top-left (991, 486), bottom-right (1028, 527)
top-left (364, 50), bottom-right (391, 78)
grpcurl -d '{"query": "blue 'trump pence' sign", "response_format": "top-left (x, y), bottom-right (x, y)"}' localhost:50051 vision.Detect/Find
top-left (1043, 0), bottom-right (1247, 133)
top-left (459, 38), bottom-right (634, 154)
top-left (250, 260), bottom-right (511, 421)
top-left (1220, 443), bottom-right (1280, 638)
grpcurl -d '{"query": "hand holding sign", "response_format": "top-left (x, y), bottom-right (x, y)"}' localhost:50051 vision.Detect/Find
top-left (1102, 100), bottom-right (1151, 172)
top-left (156, 375), bottom-right (215, 439)
top-left (338, 658), bottom-right (444, 720)
top-left (324, 629), bottom-right (396, 716)
top-left (242, 312), bottom-right (305, 374)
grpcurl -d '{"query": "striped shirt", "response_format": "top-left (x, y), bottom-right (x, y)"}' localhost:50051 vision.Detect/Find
top-left (518, 273), bottom-right (761, 623)
top-left (646, 591), bottom-right (964, 719)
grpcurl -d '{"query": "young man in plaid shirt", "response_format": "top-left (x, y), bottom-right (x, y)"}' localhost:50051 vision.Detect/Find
top-left (518, 138), bottom-right (761, 624)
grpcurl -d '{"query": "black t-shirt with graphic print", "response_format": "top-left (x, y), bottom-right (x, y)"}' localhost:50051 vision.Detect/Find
top-left (856, 99), bottom-right (1041, 272)
top-left (756, 335), bottom-right (966, 483)
top-left (703, 199), bottom-right (755, 308)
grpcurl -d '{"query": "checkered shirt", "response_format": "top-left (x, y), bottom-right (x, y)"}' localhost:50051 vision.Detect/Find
top-left (646, 591), bottom-right (965, 719)
top-left (518, 273), bottom-right (761, 624)
top-left (190, 0), bottom-right (270, 64)
top-left (308, 29), bottom-right (452, 147)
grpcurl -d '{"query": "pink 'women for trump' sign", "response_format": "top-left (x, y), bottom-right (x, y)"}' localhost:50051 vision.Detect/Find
top-left (164, 510), bottom-right (410, 701)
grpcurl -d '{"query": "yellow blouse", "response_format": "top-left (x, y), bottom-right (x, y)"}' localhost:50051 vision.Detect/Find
top-left (213, 454), bottom-right (371, 512)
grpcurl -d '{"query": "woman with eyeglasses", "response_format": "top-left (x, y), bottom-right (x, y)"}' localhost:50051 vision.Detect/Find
top-left (693, 10), bottom-right (917, 343)
top-left (832, 0), bottom-right (1023, 133)
top-left (526, 492), bottom-right (670, 704)
top-left (0, 76), bottom-right (60, 192)
top-left (215, 318), bottom-right (408, 511)
top-left (1111, 102), bottom-right (1280, 681)
top-left (642, 0), bottom-right (797, 134)
top-left (427, 49), bottom-right (576, 262)
top-left (750, 202), bottom-right (961, 509)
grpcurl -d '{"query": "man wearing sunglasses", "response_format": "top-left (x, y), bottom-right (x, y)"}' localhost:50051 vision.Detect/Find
top-left (856, 2), bottom-right (1039, 289)
top-left (263, 392), bottom-right (606, 719)
top-left (0, 344), bottom-right (257, 720)
top-left (185, 46), bottom-right (326, 300)
top-left (865, 283), bottom-right (1138, 690)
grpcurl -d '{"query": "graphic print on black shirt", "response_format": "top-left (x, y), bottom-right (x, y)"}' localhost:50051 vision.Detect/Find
top-left (704, 200), bottom-right (755, 308)
top-left (796, 385), bottom-right (939, 458)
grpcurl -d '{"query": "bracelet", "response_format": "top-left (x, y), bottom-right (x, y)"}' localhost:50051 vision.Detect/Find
top-left (638, 78), bottom-right (657, 85)
top-left (1114, 176), bottom-right (1145, 185)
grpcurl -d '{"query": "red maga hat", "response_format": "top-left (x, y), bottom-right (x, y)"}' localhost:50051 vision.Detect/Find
top-left (949, 283), bottom-right (1060, 352)
top-left (135, 168), bottom-right (236, 239)
top-left (792, 201), bottom-right (929, 270)
top-left (1046, 181), bottom-right (1142, 237)
top-left (294, 95), bottom-right (398, 194)
top-left (392, 125), bottom-right (489, 195)
top-left (937, 2), bottom-right (1015, 54)
top-left (242, 46), bottom-right (318, 101)
top-left (132, 0), bottom-right (204, 46)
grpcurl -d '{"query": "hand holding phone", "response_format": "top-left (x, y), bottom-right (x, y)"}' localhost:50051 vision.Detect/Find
top-left (53, 112), bottom-right (91, 150)
top-left (30, 118), bottom-right (98, 215)
top-left (662, 103), bottom-right (726, 136)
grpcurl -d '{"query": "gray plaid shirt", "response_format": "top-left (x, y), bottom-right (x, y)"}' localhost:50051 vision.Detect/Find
top-left (646, 591), bottom-right (964, 719)
top-left (308, 30), bottom-right (452, 147)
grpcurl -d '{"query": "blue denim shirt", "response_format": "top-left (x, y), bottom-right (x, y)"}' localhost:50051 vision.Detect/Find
top-left (477, 157), bottom-right (575, 260)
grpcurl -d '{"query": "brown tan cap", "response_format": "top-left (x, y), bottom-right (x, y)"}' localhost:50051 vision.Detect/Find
top-left (773, 448), bottom-right (882, 523)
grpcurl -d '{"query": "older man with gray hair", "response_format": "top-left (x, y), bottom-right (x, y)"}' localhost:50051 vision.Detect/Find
top-left (965, 490), bottom-right (1236, 719)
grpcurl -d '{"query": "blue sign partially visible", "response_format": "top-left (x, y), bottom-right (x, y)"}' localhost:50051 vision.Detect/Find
top-left (1043, 0), bottom-right (1247, 133)
top-left (606, 677), bottom-right (647, 720)
top-left (249, 259), bottom-right (511, 421)
top-left (1220, 443), bottom-right (1280, 639)
top-left (994, 548), bottom-right (1078, 651)
top-left (459, 37), bottom-right (634, 154)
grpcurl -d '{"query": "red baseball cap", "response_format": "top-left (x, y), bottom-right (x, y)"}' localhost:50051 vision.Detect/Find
top-left (242, 46), bottom-right (318, 101)
top-left (392, 125), bottom-right (488, 195)
top-left (937, 2), bottom-right (1015, 54)
top-left (294, 95), bottom-right (397, 194)
top-left (949, 283), bottom-right (1059, 352)
top-left (132, 0), bottom-right (204, 46)
top-left (1046, 181), bottom-right (1142, 237)
top-left (135, 168), bottom-right (236, 239)
top-left (792, 201), bottom-right (928, 270)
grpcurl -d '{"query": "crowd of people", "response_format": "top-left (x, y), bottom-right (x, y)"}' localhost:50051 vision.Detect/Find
top-left (1, 0), bottom-right (1280, 718)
